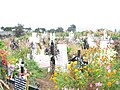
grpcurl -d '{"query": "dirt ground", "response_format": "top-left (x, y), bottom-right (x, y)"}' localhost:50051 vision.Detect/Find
top-left (35, 74), bottom-right (57, 90)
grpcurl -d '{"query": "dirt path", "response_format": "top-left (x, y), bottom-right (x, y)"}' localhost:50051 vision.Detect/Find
top-left (35, 74), bottom-right (56, 90)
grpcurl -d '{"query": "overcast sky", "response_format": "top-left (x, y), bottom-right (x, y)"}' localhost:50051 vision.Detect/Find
top-left (0, 0), bottom-right (120, 31)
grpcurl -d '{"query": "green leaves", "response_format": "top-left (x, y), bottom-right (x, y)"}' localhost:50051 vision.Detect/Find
top-left (0, 40), bottom-right (4, 49)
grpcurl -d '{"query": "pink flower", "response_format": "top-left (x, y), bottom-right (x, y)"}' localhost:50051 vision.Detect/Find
top-left (106, 65), bottom-right (110, 70)
top-left (95, 82), bottom-right (102, 86)
top-left (95, 83), bottom-right (99, 86)
top-left (100, 62), bottom-right (102, 67)
top-left (99, 82), bottom-right (102, 86)
top-left (90, 84), bottom-right (92, 88)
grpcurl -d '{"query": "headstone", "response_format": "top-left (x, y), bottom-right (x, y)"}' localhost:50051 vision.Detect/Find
top-left (100, 30), bottom-right (109, 48)
top-left (56, 44), bottom-right (68, 71)
top-left (41, 32), bottom-right (47, 39)
top-left (69, 31), bottom-right (74, 41)
top-left (104, 29), bottom-right (108, 40)
top-left (87, 33), bottom-right (96, 47)
top-left (100, 40), bottom-right (109, 49)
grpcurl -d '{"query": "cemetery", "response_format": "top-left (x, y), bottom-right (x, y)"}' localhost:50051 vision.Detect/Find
top-left (0, 28), bottom-right (120, 90)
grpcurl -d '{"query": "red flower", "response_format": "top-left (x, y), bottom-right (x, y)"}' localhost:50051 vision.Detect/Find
top-left (2, 60), bottom-right (7, 65)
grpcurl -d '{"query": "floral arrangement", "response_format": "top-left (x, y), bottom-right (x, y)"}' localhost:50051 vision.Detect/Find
top-left (51, 47), bottom-right (120, 90)
top-left (0, 49), bottom-right (7, 81)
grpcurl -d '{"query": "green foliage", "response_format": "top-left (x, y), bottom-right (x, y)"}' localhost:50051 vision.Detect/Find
top-left (14, 24), bottom-right (25, 37)
top-left (67, 24), bottom-right (76, 32)
top-left (25, 59), bottom-right (48, 85)
top-left (0, 40), bottom-right (4, 49)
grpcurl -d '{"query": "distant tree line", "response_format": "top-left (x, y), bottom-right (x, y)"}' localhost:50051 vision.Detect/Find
top-left (0, 24), bottom-right (76, 37)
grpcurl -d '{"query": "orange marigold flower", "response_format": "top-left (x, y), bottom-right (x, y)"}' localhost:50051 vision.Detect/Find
top-left (108, 82), bottom-right (112, 87)
top-left (113, 70), bottom-right (117, 74)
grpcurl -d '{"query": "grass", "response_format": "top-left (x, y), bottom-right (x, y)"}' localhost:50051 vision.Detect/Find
top-left (25, 59), bottom-right (49, 85)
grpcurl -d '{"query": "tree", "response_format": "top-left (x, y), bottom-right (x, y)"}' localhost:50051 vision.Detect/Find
top-left (40, 28), bottom-right (46, 33)
top-left (1, 26), bottom-right (4, 31)
top-left (35, 28), bottom-right (40, 33)
top-left (56, 27), bottom-right (64, 32)
top-left (14, 24), bottom-right (25, 37)
top-left (67, 24), bottom-right (76, 32)
top-left (48, 29), bottom-right (55, 33)
top-left (1, 26), bottom-right (12, 31)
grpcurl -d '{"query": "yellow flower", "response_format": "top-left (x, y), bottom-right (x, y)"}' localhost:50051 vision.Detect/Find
top-left (70, 61), bottom-right (73, 65)
top-left (56, 66), bottom-right (60, 69)
top-left (74, 69), bottom-right (78, 72)
top-left (108, 82), bottom-right (112, 87)
top-left (50, 77), bottom-right (53, 80)
top-left (79, 68), bottom-right (83, 70)
top-left (53, 77), bottom-right (56, 83)
top-left (96, 69), bottom-right (100, 72)
top-left (83, 66), bottom-right (87, 69)
top-left (30, 72), bottom-right (32, 76)
top-left (65, 77), bottom-right (68, 81)
top-left (73, 61), bottom-right (77, 65)
top-left (54, 72), bottom-right (57, 77)
top-left (79, 82), bottom-right (83, 84)
top-left (54, 85), bottom-right (58, 89)
top-left (118, 68), bottom-right (120, 71)
top-left (67, 64), bottom-right (71, 70)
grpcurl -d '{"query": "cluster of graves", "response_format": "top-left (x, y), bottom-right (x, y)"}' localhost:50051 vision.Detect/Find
top-left (28, 30), bottom-right (114, 72)
top-left (5, 29), bottom-right (115, 89)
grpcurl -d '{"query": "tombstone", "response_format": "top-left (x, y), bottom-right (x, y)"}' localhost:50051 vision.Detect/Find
top-left (29, 32), bottom-right (39, 58)
top-left (87, 33), bottom-right (96, 47)
top-left (56, 44), bottom-right (68, 71)
top-left (41, 32), bottom-right (47, 39)
top-left (69, 31), bottom-right (74, 41)
top-left (104, 29), bottom-right (108, 40)
top-left (100, 30), bottom-right (109, 48)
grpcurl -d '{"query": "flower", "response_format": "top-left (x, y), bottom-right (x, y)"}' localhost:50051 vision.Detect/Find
top-left (68, 64), bottom-right (71, 70)
top-left (116, 81), bottom-right (119, 85)
top-left (90, 84), bottom-right (92, 88)
top-left (106, 65), bottom-right (110, 70)
top-left (100, 62), bottom-right (102, 67)
top-left (74, 69), bottom-right (78, 72)
top-left (108, 69), bottom-right (111, 73)
top-left (54, 71), bottom-right (57, 77)
top-left (113, 70), bottom-right (117, 74)
top-left (73, 61), bottom-right (77, 65)
top-left (65, 77), bottom-right (68, 81)
top-left (108, 82), bottom-right (112, 87)
top-left (54, 85), bottom-right (58, 89)
top-left (95, 82), bottom-right (102, 87)
top-left (96, 88), bottom-right (98, 90)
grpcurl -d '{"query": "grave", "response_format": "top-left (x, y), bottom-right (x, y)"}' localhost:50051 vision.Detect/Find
top-left (100, 29), bottom-right (110, 49)
top-left (29, 32), bottom-right (40, 59)
top-left (87, 33), bottom-right (96, 47)
top-left (69, 31), bottom-right (74, 41)
top-left (56, 44), bottom-right (68, 71)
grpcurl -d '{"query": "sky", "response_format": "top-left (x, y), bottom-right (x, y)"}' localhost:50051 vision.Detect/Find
top-left (0, 0), bottom-right (120, 31)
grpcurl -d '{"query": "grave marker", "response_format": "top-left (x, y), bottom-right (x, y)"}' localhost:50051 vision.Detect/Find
top-left (56, 44), bottom-right (68, 71)
top-left (14, 76), bottom-right (26, 90)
